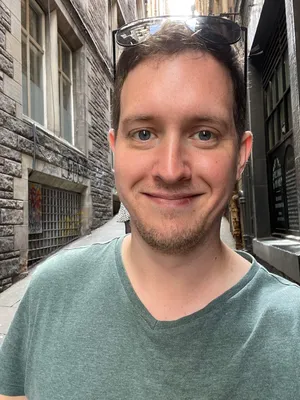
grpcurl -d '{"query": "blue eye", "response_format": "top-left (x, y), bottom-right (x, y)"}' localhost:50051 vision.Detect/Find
top-left (197, 130), bottom-right (213, 141)
top-left (136, 130), bottom-right (152, 141)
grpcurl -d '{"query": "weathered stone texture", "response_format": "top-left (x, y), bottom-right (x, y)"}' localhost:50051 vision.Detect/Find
top-left (72, 0), bottom-right (136, 64)
top-left (87, 49), bottom-right (114, 228)
top-left (0, 173), bottom-right (13, 191)
top-left (17, 135), bottom-right (33, 154)
top-left (0, 0), bottom-right (139, 287)
top-left (0, 250), bottom-right (19, 261)
top-left (0, 144), bottom-right (21, 161)
top-left (0, 158), bottom-right (22, 177)
top-left (0, 236), bottom-right (13, 252)
top-left (0, 190), bottom-right (13, 198)
top-left (118, 0), bottom-right (136, 23)
top-left (0, 127), bottom-right (18, 148)
top-left (1, 277), bottom-right (12, 285)
top-left (0, 111), bottom-right (32, 139)
top-left (0, 3), bottom-right (11, 33)
top-left (0, 224), bottom-right (13, 236)
top-left (0, 52), bottom-right (13, 78)
top-left (0, 30), bottom-right (5, 49)
top-left (0, 199), bottom-right (23, 209)
top-left (0, 208), bottom-right (23, 224)
top-left (0, 257), bottom-right (19, 279)
top-left (0, 92), bottom-right (16, 115)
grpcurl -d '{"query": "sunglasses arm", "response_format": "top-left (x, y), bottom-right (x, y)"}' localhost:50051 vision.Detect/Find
top-left (242, 26), bottom-right (248, 100)
top-left (112, 29), bottom-right (118, 80)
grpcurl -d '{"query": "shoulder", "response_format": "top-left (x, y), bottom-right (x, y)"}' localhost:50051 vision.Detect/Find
top-left (247, 257), bottom-right (300, 319)
top-left (234, 253), bottom-right (300, 337)
top-left (260, 266), bottom-right (300, 304)
top-left (254, 261), bottom-right (300, 295)
top-left (238, 251), bottom-right (300, 308)
top-left (29, 237), bottom-right (122, 291)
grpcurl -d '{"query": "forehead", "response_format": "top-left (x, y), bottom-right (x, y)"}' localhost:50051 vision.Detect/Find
top-left (119, 51), bottom-right (234, 126)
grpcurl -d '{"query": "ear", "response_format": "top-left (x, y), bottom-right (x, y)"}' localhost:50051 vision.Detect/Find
top-left (236, 131), bottom-right (253, 180)
top-left (108, 128), bottom-right (116, 152)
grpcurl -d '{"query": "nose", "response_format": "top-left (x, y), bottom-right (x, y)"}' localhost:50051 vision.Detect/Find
top-left (152, 134), bottom-right (191, 184)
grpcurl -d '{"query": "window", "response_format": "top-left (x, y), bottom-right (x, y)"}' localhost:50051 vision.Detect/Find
top-left (58, 36), bottom-right (73, 144)
top-left (28, 185), bottom-right (81, 266)
top-left (264, 50), bottom-right (291, 151)
top-left (21, 0), bottom-right (45, 125)
top-left (263, 2), bottom-right (299, 234)
top-left (20, 2), bottom-right (84, 149)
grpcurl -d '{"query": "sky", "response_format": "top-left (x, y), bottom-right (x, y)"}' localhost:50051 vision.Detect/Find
top-left (167, 0), bottom-right (195, 15)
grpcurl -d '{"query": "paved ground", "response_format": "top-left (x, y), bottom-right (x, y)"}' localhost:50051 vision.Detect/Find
top-left (0, 215), bottom-right (235, 346)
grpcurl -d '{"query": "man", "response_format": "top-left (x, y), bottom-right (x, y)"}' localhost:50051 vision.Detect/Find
top-left (1, 16), bottom-right (300, 399)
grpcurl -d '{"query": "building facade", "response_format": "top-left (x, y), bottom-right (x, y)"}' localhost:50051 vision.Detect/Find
top-left (238, 0), bottom-right (300, 282)
top-left (0, 0), bottom-right (144, 291)
top-left (145, 0), bottom-right (237, 17)
top-left (194, 0), bottom-right (236, 15)
top-left (146, 0), bottom-right (169, 16)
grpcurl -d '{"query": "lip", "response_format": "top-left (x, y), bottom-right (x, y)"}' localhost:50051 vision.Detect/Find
top-left (142, 192), bottom-right (200, 207)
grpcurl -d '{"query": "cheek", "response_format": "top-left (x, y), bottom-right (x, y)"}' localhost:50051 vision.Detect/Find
top-left (196, 151), bottom-right (237, 188)
top-left (114, 148), bottom-right (148, 190)
top-left (198, 158), bottom-right (237, 218)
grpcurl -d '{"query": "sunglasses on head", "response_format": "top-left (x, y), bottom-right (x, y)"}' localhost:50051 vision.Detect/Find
top-left (115, 15), bottom-right (242, 48)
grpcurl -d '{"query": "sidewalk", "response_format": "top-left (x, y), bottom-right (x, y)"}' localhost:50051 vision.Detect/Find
top-left (0, 216), bottom-right (124, 346)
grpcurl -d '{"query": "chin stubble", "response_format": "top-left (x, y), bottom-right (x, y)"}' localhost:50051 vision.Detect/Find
top-left (131, 213), bottom-right (210, 255)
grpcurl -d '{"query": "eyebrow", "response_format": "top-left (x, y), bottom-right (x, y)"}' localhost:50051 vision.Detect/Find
top-left (191, 115), bottom-right (231, 131)
top-left (121, 114), bottom-right (156, 127)
top-left (121, 113), bottom-right (232, 131)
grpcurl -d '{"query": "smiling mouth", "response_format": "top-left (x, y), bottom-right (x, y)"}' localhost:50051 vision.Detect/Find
top-left (146, 193), bottom-right (198, 200)
top-left (142, 192), bottom-right (200, 206)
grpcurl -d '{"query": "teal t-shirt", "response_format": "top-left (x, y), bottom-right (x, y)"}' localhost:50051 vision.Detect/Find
top-left (1, 236), bottom-right (300, 399)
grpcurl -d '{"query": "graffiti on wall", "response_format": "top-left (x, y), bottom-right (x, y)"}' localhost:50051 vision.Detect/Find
top-left (29, 182), bottom-right (42, 234)
top-left (60, 210), bottom-right (82, 237)
top-left (62, 158), bottom-right (88, 184)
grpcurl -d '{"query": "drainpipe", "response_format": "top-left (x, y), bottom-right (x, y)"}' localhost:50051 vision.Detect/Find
top-left (32, 123), bottom-right (37, 171)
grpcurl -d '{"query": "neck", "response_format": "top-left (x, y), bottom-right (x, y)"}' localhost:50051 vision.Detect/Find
top-left (121, 226), bottom-right (251, 321)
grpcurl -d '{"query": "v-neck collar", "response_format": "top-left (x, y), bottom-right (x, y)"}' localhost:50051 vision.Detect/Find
top-left (114, 236), bottom-right (259, 331)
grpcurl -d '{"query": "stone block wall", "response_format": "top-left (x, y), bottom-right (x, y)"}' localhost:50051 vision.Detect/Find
top-left (87, 49), bottom-right (113, 228)
top-left (117, 0), bottom-right (136, 23)
top-left (0, 0), bottom-right (139, 290)
top-left (0, 1), bottom-right (21, 291)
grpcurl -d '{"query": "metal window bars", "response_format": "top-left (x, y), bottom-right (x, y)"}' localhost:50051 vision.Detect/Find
top-left (28, 185), bottom-right (81, 266)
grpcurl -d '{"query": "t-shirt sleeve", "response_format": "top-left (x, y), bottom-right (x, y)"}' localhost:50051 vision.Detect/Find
top-left (0, 288), bottom-right (30, 396)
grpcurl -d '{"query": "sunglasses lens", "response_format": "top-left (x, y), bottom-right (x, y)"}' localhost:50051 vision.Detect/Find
top-left (186, 17), bottom-right (241, 45)
top-left (116, 16), bottom-right (241, 47)
top-left (116, 19), bottom-right (164, 46)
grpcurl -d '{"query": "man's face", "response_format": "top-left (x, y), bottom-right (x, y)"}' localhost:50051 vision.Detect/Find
top-left (109, 51), bottom-right (252, 254)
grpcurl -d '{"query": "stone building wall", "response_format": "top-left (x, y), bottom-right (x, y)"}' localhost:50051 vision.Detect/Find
top-left (0, 0), bottom-right (139, 291)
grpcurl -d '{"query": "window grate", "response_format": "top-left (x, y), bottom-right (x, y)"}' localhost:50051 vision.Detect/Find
top-left (28, 185), bottom-right (81, 266)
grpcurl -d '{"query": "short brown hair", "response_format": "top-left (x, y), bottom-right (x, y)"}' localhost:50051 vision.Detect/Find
top-left (112, 21), bottom-right (246, 139)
